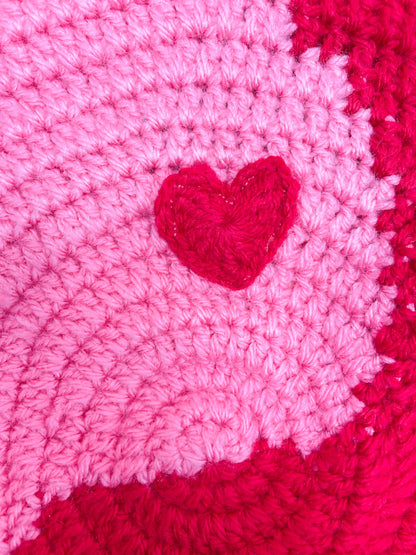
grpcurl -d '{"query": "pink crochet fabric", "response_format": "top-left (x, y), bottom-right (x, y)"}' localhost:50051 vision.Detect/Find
top-left (0, 0), bottom-right (399, 551)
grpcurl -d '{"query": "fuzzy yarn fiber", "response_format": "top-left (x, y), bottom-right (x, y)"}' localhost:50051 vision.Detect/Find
top-left (1, 0), bottom-right (416, 553)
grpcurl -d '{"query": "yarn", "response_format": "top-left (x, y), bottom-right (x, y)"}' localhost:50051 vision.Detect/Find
top-left (0, 0), bottom-right (415, 552)
top-left (155, 156), bottom-right (300, 289)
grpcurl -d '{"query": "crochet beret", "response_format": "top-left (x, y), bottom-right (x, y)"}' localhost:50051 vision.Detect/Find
top-left (1, 0), bottom-right (415, 553)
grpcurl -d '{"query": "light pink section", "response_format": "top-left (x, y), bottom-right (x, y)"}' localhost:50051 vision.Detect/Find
top-left (0, 0), bottom-right (396, 551)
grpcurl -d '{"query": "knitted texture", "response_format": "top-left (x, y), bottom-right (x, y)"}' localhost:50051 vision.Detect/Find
top-left (0, 0), bottom-right (414, 553)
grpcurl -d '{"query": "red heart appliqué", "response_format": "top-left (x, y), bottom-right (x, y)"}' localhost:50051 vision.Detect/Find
top-left (154, 156), bottom-right (300, 290)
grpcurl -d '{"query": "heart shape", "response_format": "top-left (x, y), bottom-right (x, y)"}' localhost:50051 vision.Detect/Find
top-left (154, 156), bottom-right (300, 289)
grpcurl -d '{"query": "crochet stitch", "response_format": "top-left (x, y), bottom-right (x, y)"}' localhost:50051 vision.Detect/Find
top-left (155, 156), bottom-right (300, 289)
top-left (0, 0), bottom-right (415, 553)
